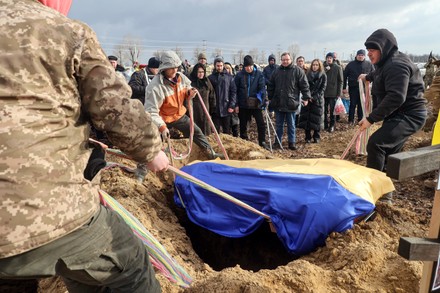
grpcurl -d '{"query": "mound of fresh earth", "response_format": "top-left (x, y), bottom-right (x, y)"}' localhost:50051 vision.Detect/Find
top-left (31, 116), bottom-right (437, 293)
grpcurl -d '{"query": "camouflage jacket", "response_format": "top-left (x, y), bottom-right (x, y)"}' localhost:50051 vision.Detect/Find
top-left (0, 0), bottom-right (162, 258)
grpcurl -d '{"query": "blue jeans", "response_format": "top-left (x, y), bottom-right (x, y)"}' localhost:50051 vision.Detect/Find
top-left (275, 111), bottom-right (296, 144)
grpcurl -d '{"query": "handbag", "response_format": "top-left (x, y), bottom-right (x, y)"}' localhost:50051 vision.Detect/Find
top-left (246, 97), bottom-right (260, 109)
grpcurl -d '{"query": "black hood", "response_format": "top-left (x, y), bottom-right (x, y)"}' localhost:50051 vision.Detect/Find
top-left (364, 28), bottom-right (398, 67)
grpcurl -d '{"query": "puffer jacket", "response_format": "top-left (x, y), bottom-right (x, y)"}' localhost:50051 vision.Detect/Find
top-left (364, 29), bottom-right (426, 123)
top-left (0, 0), bottom-right (162, 258)
top-left (299, 71), bottom-right (327, 130)
top-left (267, 63), bottom-right (311, 112)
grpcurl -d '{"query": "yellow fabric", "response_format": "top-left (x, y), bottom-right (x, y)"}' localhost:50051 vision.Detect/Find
top-left (432, 110), bottom-right (440, 146)
top-left (197, 158), bottom-right (394, 204)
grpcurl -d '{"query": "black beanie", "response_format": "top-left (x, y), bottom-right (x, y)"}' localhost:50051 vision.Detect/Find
top-left (356, 49), bottom-right (366, 56)
top-left (148, 57), bottom-right (160, 69)
top-left (108, 55), bottom-right (118, 61)
top-left (243, 55), bottom-right (254, 67)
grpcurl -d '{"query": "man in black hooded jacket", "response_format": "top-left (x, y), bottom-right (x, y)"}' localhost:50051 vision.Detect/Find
top-left (359, 28), bottom-right (427, 172)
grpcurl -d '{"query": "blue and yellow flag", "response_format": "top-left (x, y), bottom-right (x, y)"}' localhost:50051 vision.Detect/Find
top-left (174, 158), bottom-right (394, 255)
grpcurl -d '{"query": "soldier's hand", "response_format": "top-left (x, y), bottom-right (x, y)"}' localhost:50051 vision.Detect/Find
top-left (146, 151), bottom-right (169, 172)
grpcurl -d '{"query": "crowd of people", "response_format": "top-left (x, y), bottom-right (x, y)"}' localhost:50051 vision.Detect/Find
top-left (1, 0), bottom-right (428, 291)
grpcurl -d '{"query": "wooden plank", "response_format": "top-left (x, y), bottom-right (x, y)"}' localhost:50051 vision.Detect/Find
top-left (398, 237), bottom-right (440, 261)
top-left (386, 145), bottom-right (440, 180)
top-left (420, 188), bottom-right (440, 293)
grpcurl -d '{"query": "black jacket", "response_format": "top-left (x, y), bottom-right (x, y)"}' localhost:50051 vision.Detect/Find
top-left (343, 59), bottom-right (374, 89)
top-left (235, 65), bottom-right (266, 109)
top-left (208, 70), bottom-right (237, 117)
top-left (128, 68), bottom-right (155, 104)
top-left (324, 62), bottom-right (343, 98)
top-left (267, 63), bottom-right (311, 112)
top-left (365, 29), bottom-right (426, 123)
top-left (299, 71), bottom-right (327, 130)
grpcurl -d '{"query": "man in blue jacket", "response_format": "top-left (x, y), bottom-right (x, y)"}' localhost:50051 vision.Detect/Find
top-left (235, 55), bottom-right (268, 149)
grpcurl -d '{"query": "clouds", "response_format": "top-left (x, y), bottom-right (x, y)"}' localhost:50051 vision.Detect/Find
top-left (69, 0), bottom-right (440, 64)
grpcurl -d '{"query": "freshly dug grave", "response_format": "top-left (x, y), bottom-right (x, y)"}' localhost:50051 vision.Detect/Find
top-left (32, 117), bottom-right (437, 293)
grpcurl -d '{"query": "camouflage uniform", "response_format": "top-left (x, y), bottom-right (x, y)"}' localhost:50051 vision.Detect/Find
top-left (0, 0), bottom-right (161, 291)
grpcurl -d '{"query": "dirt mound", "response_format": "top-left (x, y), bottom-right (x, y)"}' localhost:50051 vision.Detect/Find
top-left (35, 116), bottom-right (436, 293)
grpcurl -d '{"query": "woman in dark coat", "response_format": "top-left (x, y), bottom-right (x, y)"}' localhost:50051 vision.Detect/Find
top-left (298, 59), bottom-right (327, 143)
top-left (189, 63), bottom-right (216, 135)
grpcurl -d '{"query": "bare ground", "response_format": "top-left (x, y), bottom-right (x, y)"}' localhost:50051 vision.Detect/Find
top-left (34, 115), bottom-right (437, 293)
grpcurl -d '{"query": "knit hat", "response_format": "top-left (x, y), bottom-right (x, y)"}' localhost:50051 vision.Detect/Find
top-left (198, 52), bottom-right (207, 60)
top-left (325, 52), bottom-right (335, 59)
top-left (268, 54), bottom-right (276, 62)
top-left (213, 56), bottom-right (224, 64)
top-left (243, 55), bottom-right (254, 67)
top-left (148, 57), bottom-right (160, 69)
top-left (356, 49), bottom-right (366, 56)
top-left (108, 55), bottom-right (118, 61)
top-left (158, 51), bottom-right (181, 72)
top-left (365, 42), bottom-right (381, 51)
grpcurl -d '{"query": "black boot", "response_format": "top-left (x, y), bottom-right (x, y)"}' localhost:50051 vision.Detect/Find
top-left (288, 143), bottom-right (297, 150)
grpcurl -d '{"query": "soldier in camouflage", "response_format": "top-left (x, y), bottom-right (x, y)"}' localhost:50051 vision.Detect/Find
top-left (0, 1), bottom-right (168, 292)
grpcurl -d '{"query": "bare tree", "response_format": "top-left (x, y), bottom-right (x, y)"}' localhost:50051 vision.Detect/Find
top-left (152, 50), bottom-right (164, 59)
top-left (172, 46), bottom-right (184, 61)
top-left (113, 44), bottom-right (127, 65)
top-left (235, 49), bottom-right (244, 65)
top-left (287, 43), bottom-right (300, 62)
top-left (211, 48), bottom-right (223, 60)
top-left (247, 48), bottom-right (259, 63)
top-left (193, 47), bottom-right (203, 64)
top-left (112, 35), bottom-right (142, 67)
top-left (259, 50), bottom-right (266, 64)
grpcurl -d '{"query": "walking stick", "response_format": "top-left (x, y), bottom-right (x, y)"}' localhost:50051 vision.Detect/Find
top-left (264, 107), bottom-right (273, 152)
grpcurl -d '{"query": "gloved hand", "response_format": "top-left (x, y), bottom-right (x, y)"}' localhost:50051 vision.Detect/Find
top-left (161, 127), bottom-right (170, 140)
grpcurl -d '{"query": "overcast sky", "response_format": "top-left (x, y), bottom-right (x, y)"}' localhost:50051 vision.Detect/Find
top-left (69, 0), bottom-right (440, 65)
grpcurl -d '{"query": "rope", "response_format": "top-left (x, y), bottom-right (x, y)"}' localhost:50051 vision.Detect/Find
top-left (355, 80), bottom-right (372, 155)
top-left (168, 165), bottom-right (271, 220)
top-left (340, 129), bottom-right (362, 160)
top-left (98, 190), bottom-right (192, 288)
top-left (165, 98), bottom-right (194, 160)
top-left (195, 91), bottom-right (229, 160)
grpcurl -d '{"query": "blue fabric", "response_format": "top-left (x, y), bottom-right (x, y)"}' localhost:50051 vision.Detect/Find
top-left (174, 162), bottom-right (375, 255)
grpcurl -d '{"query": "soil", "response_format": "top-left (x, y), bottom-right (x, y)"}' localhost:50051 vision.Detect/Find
top-left (28, 115), bottom-right (440, 292)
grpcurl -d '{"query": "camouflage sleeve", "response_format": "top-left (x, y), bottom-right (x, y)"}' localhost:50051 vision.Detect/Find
top-left (75, 24), bottom-right (161, 163)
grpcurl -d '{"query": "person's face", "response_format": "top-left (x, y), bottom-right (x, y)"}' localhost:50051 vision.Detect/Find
top-left (215, 62), bottom-right (224, 73)
top-left (197, 68), bottom-right (205, 79)
top-left (367, 49), bottom-right (381, 64)
top-left (356, 54), bottom-right (365, 62)
top-left (199, 58), bottom-right (207, 65)
top-left (326, 57), bottom-right (333, 64)
top-left (281, 55), bottom-right (292, 67)
top-left (149, 68), bottom-right (159, 75)
top-left (244, 65), bottom-right (253, 73)
top-left (311, 62), bottom-right (319, 72)
top-left (296, 58), bottom-right (305, 68)
top-left (269, 59), bottom-right (275, 65)
top-left (239, 65), bottom-right (243, 70)
top-left (109, 60), bottom-right (117, 69)
top-left (164, 67), bottom-right (178, 79)
top-left (225, 65), bottom-right (233, 75)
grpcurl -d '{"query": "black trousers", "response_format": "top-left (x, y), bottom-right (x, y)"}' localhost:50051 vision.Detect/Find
top-left (348, 86), bottom-right (363, 122)
top-left (366, 110), bottom-right (426, 171)
top-left (212, 114), bottom-right (231, 135)
top-left (324, 97), bottom-right (337, 128)
top-left (238, 108), bottom-right (266, 144)
top-left (168, 114), bottom-right (211, 151)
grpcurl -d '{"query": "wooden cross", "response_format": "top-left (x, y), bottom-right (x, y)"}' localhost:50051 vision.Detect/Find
top-left (388, 144), bottom-right (440, 292)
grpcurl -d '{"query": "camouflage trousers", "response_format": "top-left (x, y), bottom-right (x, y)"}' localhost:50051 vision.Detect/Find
top-left (0, 205), bottom-right (161, 293)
